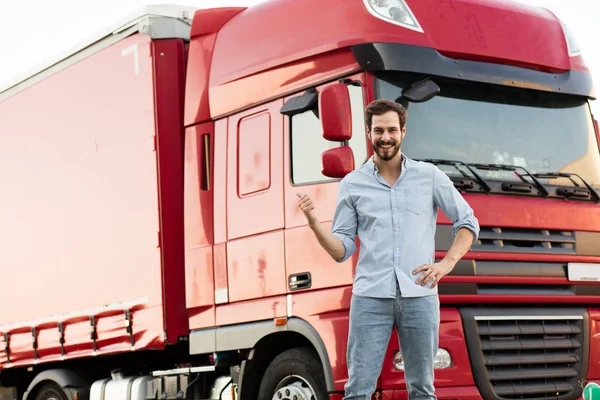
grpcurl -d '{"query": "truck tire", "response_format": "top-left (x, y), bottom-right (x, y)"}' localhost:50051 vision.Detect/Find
top-left (257, 346), bottom-right (328, 400)
top-left (33, 383), bottom-right (68, 400)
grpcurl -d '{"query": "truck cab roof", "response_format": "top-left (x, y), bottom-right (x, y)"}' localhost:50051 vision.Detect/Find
top-left (208, 0), bottom-right (589, 88)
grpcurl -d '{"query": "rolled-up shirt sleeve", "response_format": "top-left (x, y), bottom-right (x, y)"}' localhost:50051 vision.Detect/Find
top-left (432, 166), bottom-right (480, 242)
top-left (331, 178), bottom-right (358, 263)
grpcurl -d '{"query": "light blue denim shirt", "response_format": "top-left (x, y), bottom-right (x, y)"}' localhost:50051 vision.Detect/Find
top-left (331, 154), bottom-right (480, 298)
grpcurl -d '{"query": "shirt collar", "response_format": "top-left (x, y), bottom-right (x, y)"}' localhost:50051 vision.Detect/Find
top-left (365, 153), bottom-right (409, 175)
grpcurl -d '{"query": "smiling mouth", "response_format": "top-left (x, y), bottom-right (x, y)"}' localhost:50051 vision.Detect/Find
top-left (379, 144), bottom-right (394, 150)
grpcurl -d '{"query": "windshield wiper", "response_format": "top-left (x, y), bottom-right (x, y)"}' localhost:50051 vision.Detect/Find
top-left (416, 159), bottom-right (599, 202)
top-left (468, 163), bottom-right (550, 197)
top-left (532, 172), bottom-right (600, 203)
top-left (415, 159), bottom-right (492, 192)
top-left (418, 159), bottom-right (550, 197)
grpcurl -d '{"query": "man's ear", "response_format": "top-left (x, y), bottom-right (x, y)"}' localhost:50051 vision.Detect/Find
top-left (401, 125), bottom-right (406, 140)
top-left (366, 125), bottom-right (371, 139)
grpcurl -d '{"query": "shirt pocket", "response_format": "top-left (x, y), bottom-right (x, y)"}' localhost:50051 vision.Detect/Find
top-left (403, 188), bottom-right (432, 215)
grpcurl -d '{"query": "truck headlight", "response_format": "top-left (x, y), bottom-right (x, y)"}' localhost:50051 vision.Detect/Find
top-left (393, 348), bottom-right (453, 370)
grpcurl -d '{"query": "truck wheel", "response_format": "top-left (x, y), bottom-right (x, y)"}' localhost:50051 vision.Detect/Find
top-left (34, 383), bottom-right (68, 400)
top-left (258, 346), bottom-right (328, 400)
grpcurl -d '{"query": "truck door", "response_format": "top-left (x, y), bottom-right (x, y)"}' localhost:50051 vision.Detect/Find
top-left (283, 73), bottom-right (369, 293)
top-left (220, 100), bottom-right (287, 320)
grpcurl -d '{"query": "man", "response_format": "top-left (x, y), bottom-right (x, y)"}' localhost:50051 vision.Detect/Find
top-left (296, 99), bottom-right (479, 399)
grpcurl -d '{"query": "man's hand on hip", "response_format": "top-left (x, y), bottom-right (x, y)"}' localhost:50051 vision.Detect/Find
top-left (412, 259), bottom-right (454, 288)
top-left (413, 227), bottom-right (475, 288)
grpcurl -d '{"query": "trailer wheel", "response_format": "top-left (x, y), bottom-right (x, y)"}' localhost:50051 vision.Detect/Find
top-left (258, 346), bottom-right (327, 400)
top-left (33, 383), bottom-right (69, 400)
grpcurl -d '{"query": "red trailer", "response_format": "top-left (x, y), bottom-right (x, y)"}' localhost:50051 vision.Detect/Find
top-left (1, 0), bottom-right (599, 399)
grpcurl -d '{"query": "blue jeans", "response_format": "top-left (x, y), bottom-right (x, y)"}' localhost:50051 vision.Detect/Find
top-left (343, 284), bottom-right (440, 399)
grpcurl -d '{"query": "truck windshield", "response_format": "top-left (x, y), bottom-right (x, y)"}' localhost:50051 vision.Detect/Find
top-left (374, 73), bottom-right (600, 188)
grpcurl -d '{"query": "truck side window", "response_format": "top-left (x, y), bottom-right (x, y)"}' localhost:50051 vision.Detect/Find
top-left (238, 111), bottom-right (271, 196)
top-left (290, 84), bottom-right (368, 185)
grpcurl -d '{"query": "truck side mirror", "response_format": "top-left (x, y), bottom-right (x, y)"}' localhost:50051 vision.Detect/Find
top-left (280, 88), bottom-right (318, 117)
top-left (322, 146), bottom-right (355, 178)
top-left (396, 79), bottom-right (440, 104)
top-left (319, 82), bottom-right (352, 141)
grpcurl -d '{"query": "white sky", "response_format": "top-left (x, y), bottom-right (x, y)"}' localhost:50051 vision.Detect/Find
top-left (0, 0), bottom-right (598, 114)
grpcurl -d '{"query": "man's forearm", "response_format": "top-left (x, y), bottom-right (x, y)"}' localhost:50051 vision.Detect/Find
top-left (443, 227), bottom-right (475, 266)
top-left (309, 220), bottom-right (346, 262)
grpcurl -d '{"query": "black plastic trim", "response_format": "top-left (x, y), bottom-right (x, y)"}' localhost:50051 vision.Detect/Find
top-left (446, 260), bottom-right (568, 277)
top-left (280, 88), bottom-right (318, 117)
top-left (449, 260), bottom-right (476, 275)
top-left (440, 283), bottom-right (600, 296)
top-left (574, 285), bottom-right (600, 296)
top-left (459, 307), bottom-right (589, 400)
top-left (351, 42), bottom-right (596, 99)
top-left (448, 175), bottom-right (599, 203)
top-left (576, 232), bottom-right (600, 256)
top-left (477, 284), bottom-right (578, 295)
top-left (436, 225), bottom-right (600, 256)
top-left (438, 283), bottom-right (477, 295)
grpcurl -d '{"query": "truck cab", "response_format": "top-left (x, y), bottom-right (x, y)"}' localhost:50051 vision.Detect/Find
top-left (184, 0), bottom-right (600, 398)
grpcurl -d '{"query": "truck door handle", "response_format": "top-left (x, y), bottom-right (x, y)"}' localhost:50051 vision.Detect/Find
top-left (289, 272), bottom-right (312, 291)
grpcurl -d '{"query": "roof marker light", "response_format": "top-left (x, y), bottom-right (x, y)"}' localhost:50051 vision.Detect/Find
top-left (558, 19), bottom-right (581, 57)
top-left (362, 0), bottom-right (423, 33)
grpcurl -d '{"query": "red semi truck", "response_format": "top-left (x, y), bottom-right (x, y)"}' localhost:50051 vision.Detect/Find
top-left (1, 0), bottom-right (600, 399)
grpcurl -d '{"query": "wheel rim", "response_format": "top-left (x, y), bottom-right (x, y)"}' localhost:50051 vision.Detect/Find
top-left (272, 375), bottom-right (317, 400)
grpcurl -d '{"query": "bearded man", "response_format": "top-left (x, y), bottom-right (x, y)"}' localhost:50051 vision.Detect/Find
top-left (296, 99), bottom-right (480, 399)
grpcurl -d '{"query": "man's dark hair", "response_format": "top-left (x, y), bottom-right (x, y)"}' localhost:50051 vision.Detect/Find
top-left (365, 99), bottom-right (407, 130)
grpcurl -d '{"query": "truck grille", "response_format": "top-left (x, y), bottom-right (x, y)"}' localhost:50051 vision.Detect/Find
top-left (433, 226), bottom-right (600, 256)
top-left (473, 227), bottom-right (576, 254)
top-left (460, 308), bottom-right (588, 400)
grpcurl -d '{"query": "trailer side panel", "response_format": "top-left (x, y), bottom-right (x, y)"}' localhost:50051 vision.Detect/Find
top-left (0, 33), bottom-right (167, 368)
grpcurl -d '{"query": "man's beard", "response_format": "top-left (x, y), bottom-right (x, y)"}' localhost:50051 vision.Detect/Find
top-left (372, 139), bottom-right (401, 161)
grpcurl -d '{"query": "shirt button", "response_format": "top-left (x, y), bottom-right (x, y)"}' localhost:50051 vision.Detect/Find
top-left (391, 189), bottom-right (395, 193)
top-left (395, 247), bottom-right (399, 251)
top-left (392, 208), bottom-right (398, 212)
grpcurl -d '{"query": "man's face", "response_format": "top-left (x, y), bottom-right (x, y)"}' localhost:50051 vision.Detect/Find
top-left (368, 110), bottom-right (406, 161)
